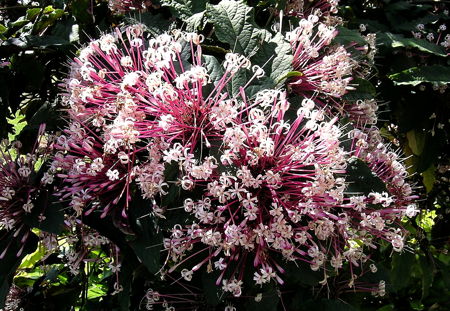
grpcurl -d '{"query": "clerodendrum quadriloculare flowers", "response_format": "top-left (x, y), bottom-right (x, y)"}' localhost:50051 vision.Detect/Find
top-left (0, 125), bottom-right (55, 258)
top-left (286, 13), bottom-right (355, 99)
top-left (55, 24), bottom-right (417, 297)
top-left (285, 0), bottom-right (340, 17)
top-left (108, 0), bottom-right (154, 14)
top-left (54, 25), bottom-right (263, 220)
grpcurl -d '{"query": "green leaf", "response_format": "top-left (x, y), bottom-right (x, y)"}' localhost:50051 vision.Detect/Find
top-left (244, 289), bottom-right (279, 311)
top-left (34, 7), bottom-right (65, 33)
top-left (393, 15), bottom-right (440, 33)
top-left (126, 12), bottom-right (172, 37)
top-left (378, 33), bottom-right (447, 57)
top-left (161, 0), bottom-right (207, 20)
top-left (10, 17), bottom-right (30, 29)
top-left (71, 0), bottom-right (92, 24)
top-left (0, 231), bottom-right (38, 308)
top-left (422, 164), bottom-right (436, 193)
top-left (203, 55), bottom-right (225, 85)
top-left (388, 66), bottom-right (450, 86)
top-left (186, 11), bottom-right (205, 31)
top-left (419, 255), bottom-right (434, 299)
top-left (416, 210), bottom-right (437, 233)
top-left (26, 8), bottom-right (42, 21)
top-left (201, 270), bottom-right (221, 306)
top-left (128, 200), bottom-right (162, 274)
top-left (51, 17), bottom-right (80, 43)
top-left (343, 78), bottom-right (376, 101)
top-left (206, 0), bottom-right (265, 55)
top-left (266, 33), bottom-right (293, 84)
top-left (87, 284), bottom-right (108, 300)
top-left (19, 244), bottom-right (45, 269)
top-left (334, 26), bottom-right (367, 46)
top-left (251, 33), bottom-right (293, 87)
top-left (346, 157), bottom-right (388, 194)
top-left (390, 252), bottom-right (415, 291)
top-left (407, 130), bottom-right (426, 156)
top-left (229, 67), bottom-right (248, 96)
top-left (278, 70), bottom-right (303, 82)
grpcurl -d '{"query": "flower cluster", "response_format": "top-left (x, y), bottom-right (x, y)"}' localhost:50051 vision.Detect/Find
top-left (285, 13), bottom-right (380, 128)
top-left (0, 126), bottom-right (55, 262)
top-left (286, 14), bottom-right (355, 99)
top-left (285, 0), bottom-right (340, 17)
top-left (108, 0), bottom-right (154, 14)
top-left (412, 21), bottom-right (449, 50)
top-left (56, 24), bottom-right (417, 297)
top-left (0, 126), bottom-right (54, 241)
top-left (55, 26), bottom-right (262, 220)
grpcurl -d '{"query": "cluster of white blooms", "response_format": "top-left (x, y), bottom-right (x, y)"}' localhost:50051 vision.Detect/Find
top-left (0, 129), bottom-right (55, 241)
top-left (412, 22), bottom-right (449, 49)
top-left (285, 0), bottom-right (340, 17)
top-left (108, 0), bottom-right (153, 14)
top-left (343, 98), bottom-right (379, 126)
top-left (286, 14), bottom-right (355, 98)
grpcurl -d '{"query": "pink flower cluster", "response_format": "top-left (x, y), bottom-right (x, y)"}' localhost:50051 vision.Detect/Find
top-left (108, 0), bottom-right (153, 14)
top-left (285, 0), bottom-right (340, 17)
top-left (286, 14), bottom-right (354, 100)
top-left (55, 24), bottom-right (417, 296)
top-left (0, 126), bottom-right (54, 257)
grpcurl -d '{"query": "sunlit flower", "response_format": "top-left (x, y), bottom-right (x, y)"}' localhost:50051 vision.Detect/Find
top-left (286, 15), bottom-right (355, 99)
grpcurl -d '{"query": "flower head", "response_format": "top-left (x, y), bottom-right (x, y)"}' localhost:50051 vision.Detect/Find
top-left (108, 0), bottom-right (154, 14)
top-left (286, 15), bottom-right (355, 99)
top-left (163, 91), bottom-right (413, 293)
top-left (0, 125), bottom-right (54, 257)
top-left (58, 25), bottom-right (259, 219)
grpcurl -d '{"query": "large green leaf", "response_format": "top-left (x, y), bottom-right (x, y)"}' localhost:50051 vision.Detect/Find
top-left (251, 33), bottom-right (293, 87)
top-left (346, 157), bottom-right (388, 194)
top-left (128, 200), bottom-right (163, 274)
top-left (378, 33), bottom-right (447, 57)
top-left (24, 199), bottom-right (66, 235)
top-left (206, 0), bottom-right (266, 55)
top-left (343, 78), bottom-right (377, 101)
top-left (203, 55), bottom-right (225, 85)
top-left (390, 252), bottom-right (416, 292)
top-left (422, 164), bottom-right (436, 193)
top-left (0, 231), bottom-right (38, 308)
top-left (419, 255), bottom-right (435, 299)
top-left (229, 67), bottom-right (248, 96)
top-left (244, 288), bottom-right (279, 311)
top-left (407, 130), bottom-right (426, 156)
top-left (125, 12), bottom-right (172, 37)
top-left (160, 0), bottom-right (207, 20)
top-left (388, 65), bottom-right (450, 86)
top-left (71, 0), bottom-right (92, 25)
top-left (334, 26), bottom-right (367, 46)
top-left (117, 258), bottom-right (135, 311)
top-left (186, 11), bottom-right (206, 31)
